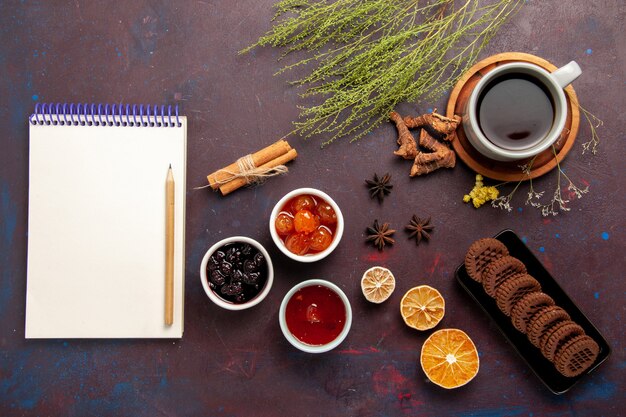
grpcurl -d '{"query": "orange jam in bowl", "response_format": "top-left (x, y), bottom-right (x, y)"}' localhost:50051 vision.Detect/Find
top-left (270, 188), bottom-right (344, 263)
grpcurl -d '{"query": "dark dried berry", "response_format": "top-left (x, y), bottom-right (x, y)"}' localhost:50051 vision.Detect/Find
top-left (208, 257), bottom-right (220, 271)
top-left (253, 252), bottom-right (265, 266)
top-left (235, 294), bottom-right (246, 303)
top-left (241, 244), bottom-right (252, 256)
top-left (220, 261), bottom-right (233, 275)
top-left (243, 272), bottom-right (260, 285)
top-left (244, 259), bottom-right (258, 273)
top-left (215, 251), bottom-right (226, 261)
top-left (210, 270), bottom-right (226, 286)
top-left (226, 247), bottom-right (238, 263)
top-left (221, 282), bottom-right (243, 296)
top-left (231, 269), bottom-right (244, 283)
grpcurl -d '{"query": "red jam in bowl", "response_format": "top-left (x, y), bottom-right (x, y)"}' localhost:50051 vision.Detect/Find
top-left (285, 284), bottom-right (346, 346)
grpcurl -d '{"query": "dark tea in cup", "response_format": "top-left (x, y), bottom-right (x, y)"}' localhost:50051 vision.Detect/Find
top-left (462, 60), bottom-right (581, 161)
top-left (477, 73), bottom-right (555, 151)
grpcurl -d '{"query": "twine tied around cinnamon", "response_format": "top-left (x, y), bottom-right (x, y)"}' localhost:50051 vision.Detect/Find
top-left (212, 154), bottom-right (288, 186)
top-left (204, 140), bottom-right (298, 196)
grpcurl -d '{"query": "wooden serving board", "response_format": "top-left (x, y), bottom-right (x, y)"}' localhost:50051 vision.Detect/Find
top-left (446, 52), bottom-right (580, 181)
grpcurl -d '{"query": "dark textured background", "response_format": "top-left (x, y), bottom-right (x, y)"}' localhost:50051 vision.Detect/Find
top-left (1, 1), bottom-right (624, 416)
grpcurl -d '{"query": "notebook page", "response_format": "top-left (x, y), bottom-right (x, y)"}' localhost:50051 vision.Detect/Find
top-left (26, 117), bottom-right (186, 338)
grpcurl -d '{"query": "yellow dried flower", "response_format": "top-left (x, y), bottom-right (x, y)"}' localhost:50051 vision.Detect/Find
top-left (463, 174), bottom-right (500, 208)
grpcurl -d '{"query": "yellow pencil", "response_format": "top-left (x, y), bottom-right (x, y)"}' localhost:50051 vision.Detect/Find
top-left (165, 164), bottom-right (175, 325)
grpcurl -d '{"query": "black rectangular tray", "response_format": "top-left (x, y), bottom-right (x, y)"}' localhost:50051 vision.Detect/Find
top-left (455, 229), bottom-right (611, 394)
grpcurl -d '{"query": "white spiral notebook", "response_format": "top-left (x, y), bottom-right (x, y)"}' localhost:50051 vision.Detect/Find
top-left (26, 103), bottom-right (186, 338)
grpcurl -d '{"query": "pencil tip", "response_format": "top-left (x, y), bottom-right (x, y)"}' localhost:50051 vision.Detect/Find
top-left (169, 163), bottom-right (172, 169)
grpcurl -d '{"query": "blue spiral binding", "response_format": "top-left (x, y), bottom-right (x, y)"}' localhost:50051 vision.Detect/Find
top-left (29, 103), bottom-right (182, 127)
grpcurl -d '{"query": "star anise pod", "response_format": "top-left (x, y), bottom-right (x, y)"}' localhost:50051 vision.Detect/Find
top-left (365, 173), bottom-right (393, 202)
top-left (405, 215), bottom-right (433, 245)
top-left (366, 219), bottom-right (396, 251)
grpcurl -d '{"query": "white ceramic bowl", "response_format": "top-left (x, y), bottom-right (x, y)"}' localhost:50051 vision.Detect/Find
top-left (279, 279), bottom-right (352, 353)
top-left (269, 188), bottom-right (344, 263)
top-left (200, 236), bottom-right (274, 310)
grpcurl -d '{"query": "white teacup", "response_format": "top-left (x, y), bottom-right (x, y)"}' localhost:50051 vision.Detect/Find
top-left (463, 61), bottom-right (581, 161)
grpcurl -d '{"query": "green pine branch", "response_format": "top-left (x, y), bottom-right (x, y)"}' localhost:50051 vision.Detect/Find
top-left (243, 0), bottom-right (524, 146)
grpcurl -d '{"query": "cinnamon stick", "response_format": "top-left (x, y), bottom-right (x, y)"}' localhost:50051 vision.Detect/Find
top-left (207, 140), bottom-right (292, 189)
top-left (218, 148), bottom-right (298, 196)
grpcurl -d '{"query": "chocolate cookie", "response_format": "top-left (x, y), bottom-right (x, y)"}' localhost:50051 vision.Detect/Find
top-left (511, 291), bottom-right (555, 334)
top-left (483, 256), bottom-right (527, 298)
top-left (495, 273), bottom-right (541, 316)
top-left (540, 320), bottom-right (585, 362)
top-left (554, 334), bottom-right (600, 377)
top-left (464, 238), bottom-right (509, 283)
top-left (527, 305), bottom-right (571, 348)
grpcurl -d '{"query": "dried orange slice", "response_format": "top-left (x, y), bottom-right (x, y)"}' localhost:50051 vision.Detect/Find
top-left (400, 285), bottom-right (445, 330)
top-left (420, 328), bottom-right (480, 389)
top-left (361, 267), bottom-right (396, 303)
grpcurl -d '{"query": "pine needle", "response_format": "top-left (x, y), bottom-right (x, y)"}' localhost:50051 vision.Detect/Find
top-left (243, 0), bottom-right (524, 146)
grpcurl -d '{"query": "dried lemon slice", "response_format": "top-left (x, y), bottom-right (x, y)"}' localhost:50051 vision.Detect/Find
top-left (361, 267), bottom-right (396, 303)
top-left (400, 285), bottom-right (445, 330)
top-left (420, 328), bottom-right (480, 389)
